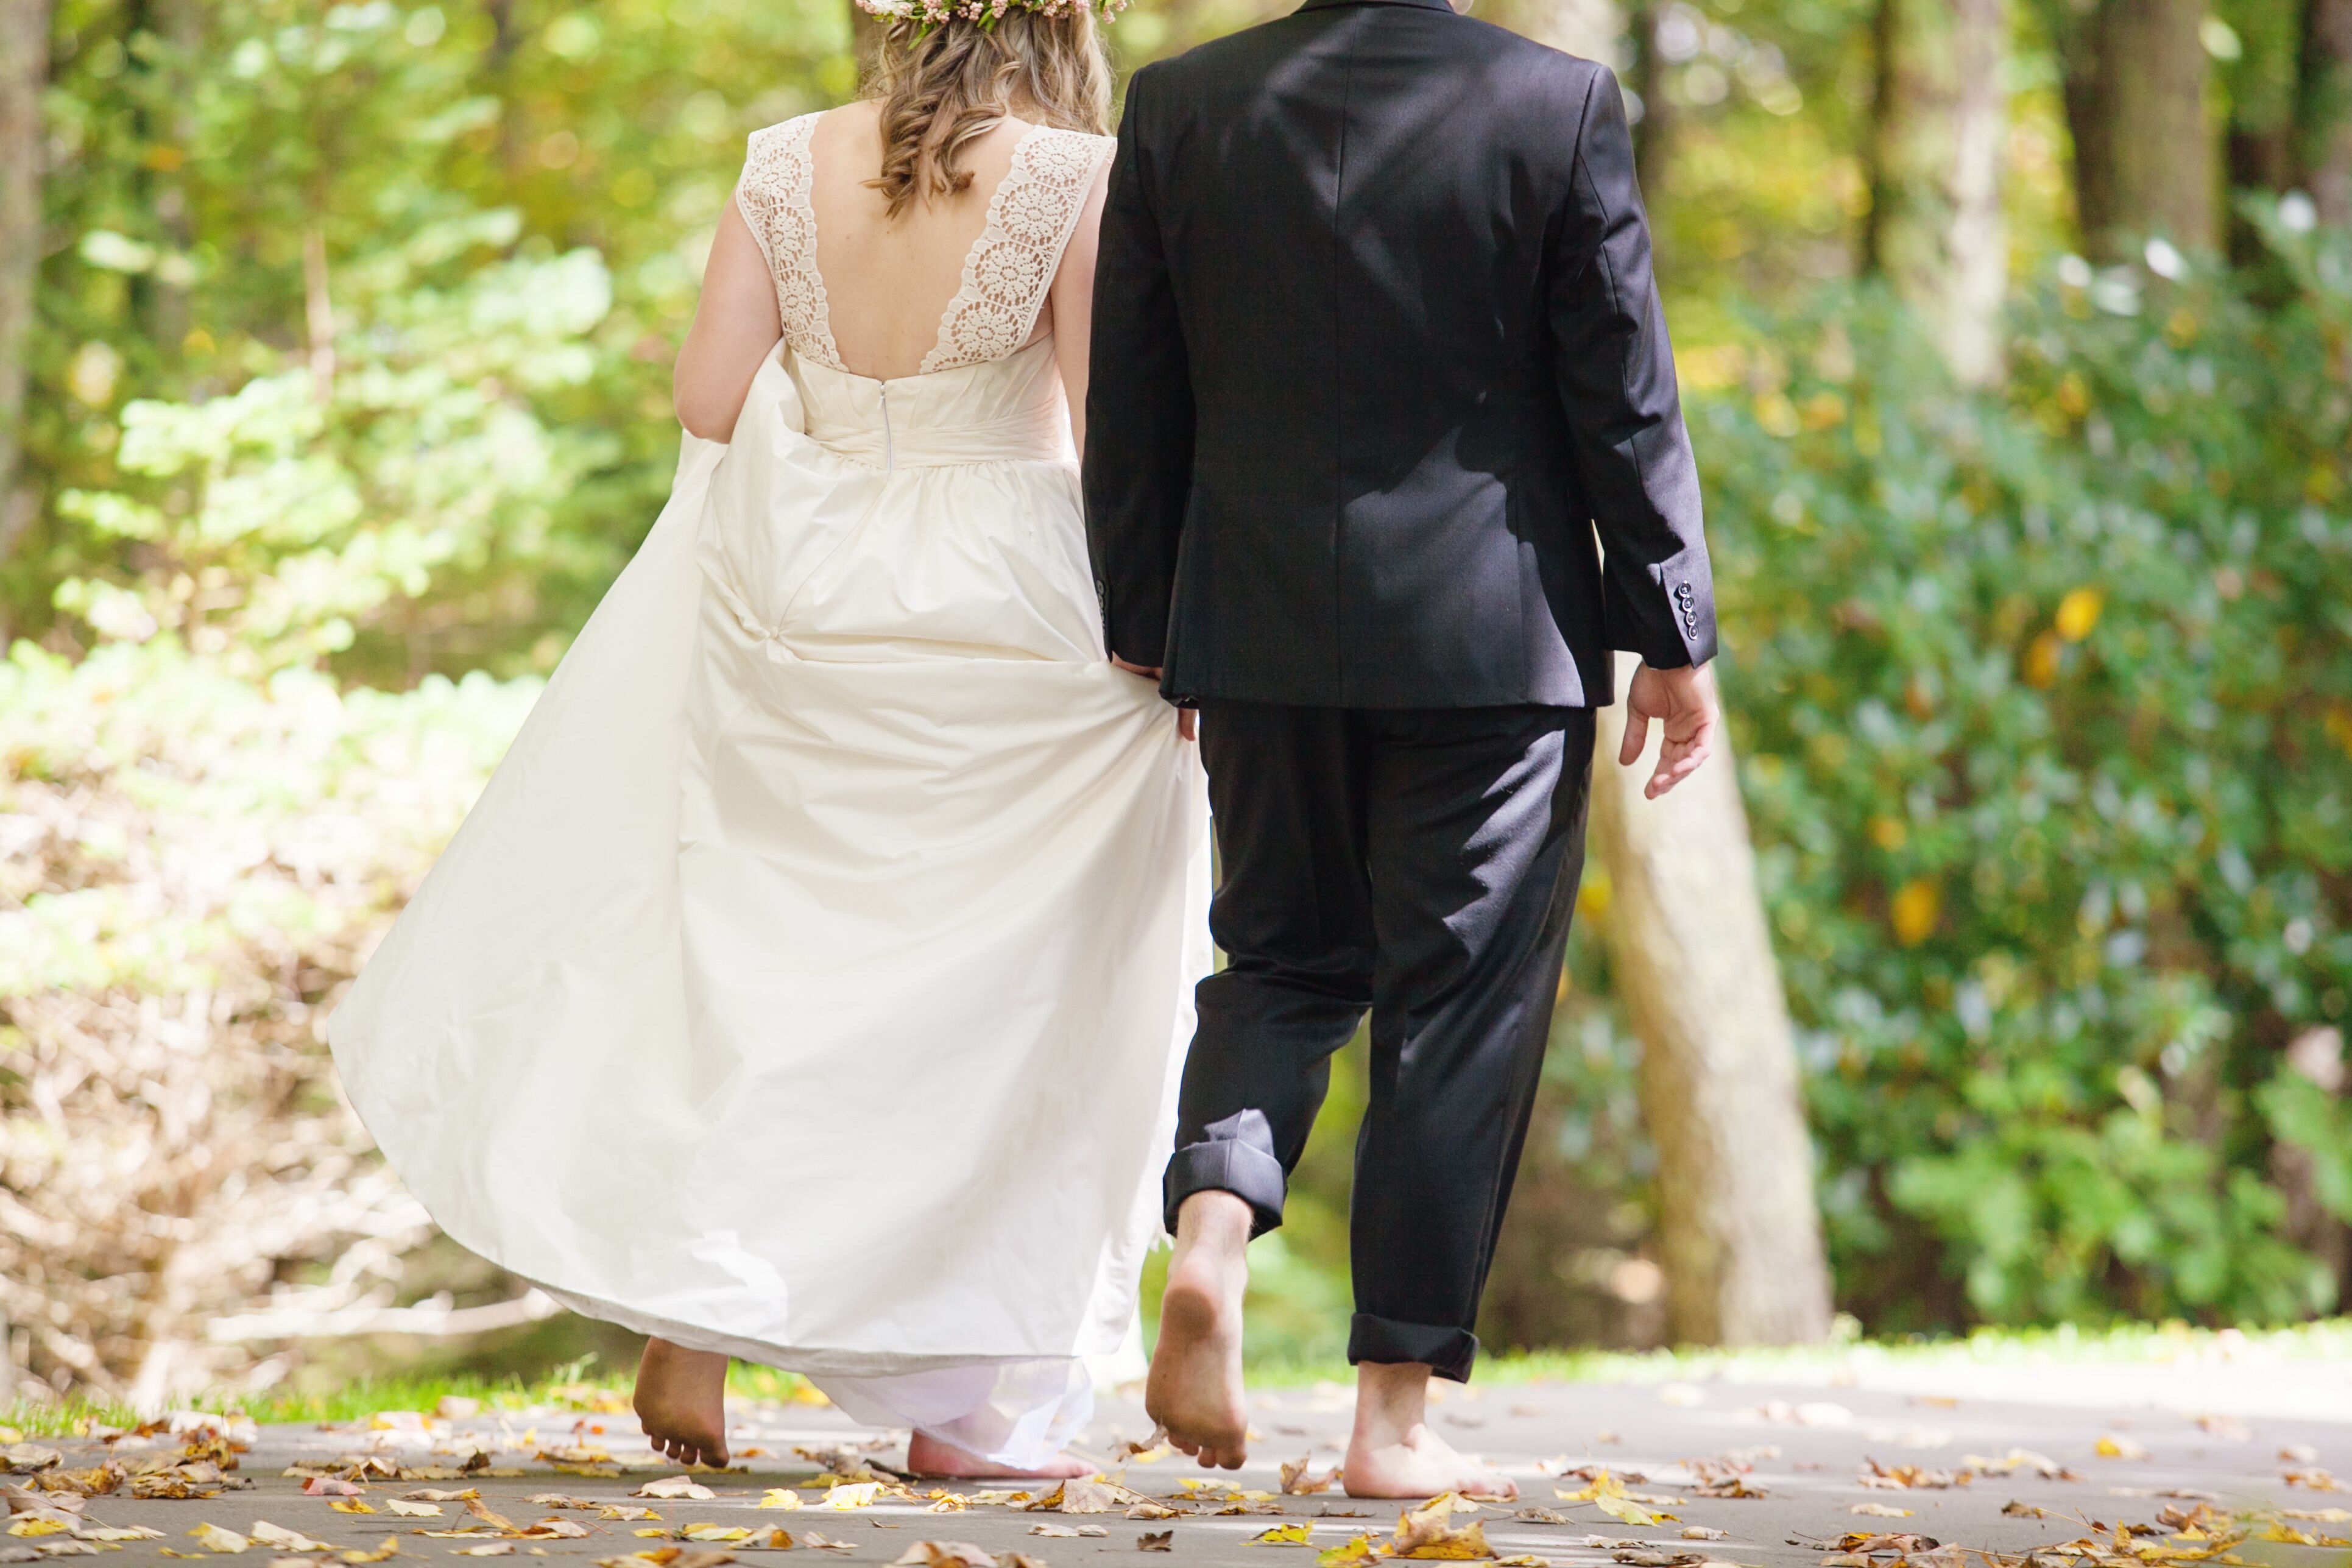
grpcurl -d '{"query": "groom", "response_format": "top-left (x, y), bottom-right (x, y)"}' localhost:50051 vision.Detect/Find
top-left (1084, 0), bottom-right (1718, 1502)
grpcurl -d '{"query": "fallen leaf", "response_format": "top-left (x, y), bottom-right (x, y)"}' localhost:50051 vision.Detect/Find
top-left (1028, 1481), bottom-right (1147, 1516)
top-left (1609, 1552), bottom-right (1700, 1567)
top-left (746, 1530), bottom-right (795, 1550)
top-left (2094, 1436), bottom-right (2149, 1462)
top-left (401, 1494), bottom-right (478, 1506)
top-left (683, 1529), bottom-right (752, 1544)
top-left (454, 1546), bottom-right (515, 1557)
top-left (248, 1524), bottom-right (337, 1552)
top-left (602, 1510), bottom-right (662, 1524)
top-left (1681, 1528), bottom-right (1728, 1540)
top-left (1848, 1506), bottom-right (1911, 1519)
top-left (2283, 1445), bottom-right (2322, 1465)
top-left (799, 1534), bottom-right (855, 1553)
top-left (640, 1480), bottom-right (717, 1503)
top-left (523, 1498), bottom-right (590, 1511)
top-left (521, 1520), bottom-right (591, 1540)
top-left (385, 1506), bottom-right (440, 1520)
top-left (1595, 1496), bottom-right (1673, 1528)
top-left (1496, 1558), bottom-right (1549, 1567)
top-left (761, 1495), bottom-right (804, 1513)
top-left (4, 1453), bottom-right (61, 1478)
top-left (1026, 1530), bottom-right (1076, 1541)
top-left (826, 1488), bottom-right (881, 1513)
top-left (1123, 1505), bottom-right (1179, 1522)
top-left (891, 1546), bottom-right (994, 1568)
top-left (1248, 1525), bottom-right (1313, 1547)
top-left (1279, 1461), bottom-right (1340, 1499)
top-left (2286, 1469), bottom-right (2343, 1492)
top-left (463, 1503), bottom-right (521, 1534)
top-left (341, 1544), bottom-right (399, 1563)
top-left (1314, 1536), bottom-right (1376, 1568)
top-left (76, 1527), bottom-right (163, 1542)
top-left (191, 1525), bottom-right (252, 1554)
top-left (1514, 1511), bottom-right (1572, 1525)
top-left (1135, 1534), bottom-right (1171, 1555)
top-left (327, 1504), bottom-right (375, 1517)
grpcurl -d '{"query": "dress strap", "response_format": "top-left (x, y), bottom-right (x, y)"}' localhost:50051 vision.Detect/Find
top-left (736, 115), bottom-right (846, 373)
top-left (919, 127), bottom-right (1114, 375)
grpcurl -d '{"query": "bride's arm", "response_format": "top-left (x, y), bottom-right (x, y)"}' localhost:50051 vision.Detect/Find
top-left (1049, 162), bottom-right (1113, 457)
top-left (674, 201), bottom-right (785, 442)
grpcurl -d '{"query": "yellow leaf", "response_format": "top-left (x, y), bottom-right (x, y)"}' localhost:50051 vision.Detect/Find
top-left (1850, 1506), bottom-right (1912, 1519)
top-left (1397, 1523), bottom-right (1492, 1561)
top-left (1248, 1525), bottom-right (1313, 1547)
top-left (827, 1484), bottom-right (881, 1511)
top-left (759, 1493), bottom-right (804, 1512)
top-left (341, 1544), bottom-right (400, 1564)
top-left (250, 1522), bottom-right (337, 1552)
top-left (2055, 588), bottom-right (2103, 643)
top-left (2094, 1435), bottom-right (2149, 1461)
top-left (328, 1503), bottom-right (376, 1517)
top-left (635, 1531), bottom-right (674, 1539)
top-left (1890, 879), bottom-right (1940, 947)
top-left (1316, 1536), bottom-right (1379, 1568)
top-left (684, 1528), bottom-right (753, 1543)
top-left (191, 1525), bottom-right (252, 1554)
top-left (7, 1520), bottom-right (71, 1538)
top-left (456, 1545), bottom-right (515, 1557)
top-left (1595, 1494), bottom-right (1673, 1528)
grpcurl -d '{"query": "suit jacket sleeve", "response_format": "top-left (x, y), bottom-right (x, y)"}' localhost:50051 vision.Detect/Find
top-left (1082, 65), bottom-right (1196, 673)
top-left (1547, 65), bottom-right (1717, 670)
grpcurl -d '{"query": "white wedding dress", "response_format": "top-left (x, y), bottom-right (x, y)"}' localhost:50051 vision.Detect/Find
top-left (329, 115), bottom-right (1213, 1468)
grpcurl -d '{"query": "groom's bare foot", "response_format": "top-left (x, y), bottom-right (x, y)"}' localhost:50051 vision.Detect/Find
top-left (1146, 1191), bottom-right (1252, 1471)
top-left (1343, 1361), bottom-right (1517, 1501)
top-left (632, 1337), bottom-right (732, 1468)
top-left (903, 1432), bottom-right (1091, 1480)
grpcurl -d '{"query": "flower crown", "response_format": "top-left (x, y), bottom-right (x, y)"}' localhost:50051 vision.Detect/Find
top-left (856, 0), bottom-right (1126, 35)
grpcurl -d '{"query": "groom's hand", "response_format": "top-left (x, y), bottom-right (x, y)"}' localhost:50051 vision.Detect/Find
top-left (1620, 661), bottom-right (1717, 799)
top-left (1112, 656), bottom-right (1197, 742)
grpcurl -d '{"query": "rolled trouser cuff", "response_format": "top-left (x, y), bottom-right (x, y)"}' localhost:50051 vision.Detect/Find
top-left (1348, 1313), bottom-right (1480, 1383)
top-left (1164, 1109), bottom-right (1288, 1237)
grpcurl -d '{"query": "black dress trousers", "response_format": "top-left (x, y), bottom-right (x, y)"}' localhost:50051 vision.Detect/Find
top-left (1165, 701), bottom-right (1597, 1383)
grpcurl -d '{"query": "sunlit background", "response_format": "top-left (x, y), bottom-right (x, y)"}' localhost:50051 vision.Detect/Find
top-left (3, 0), bottom-right (2350, 1414)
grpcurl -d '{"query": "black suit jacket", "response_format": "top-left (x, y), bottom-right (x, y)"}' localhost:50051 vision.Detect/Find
top-left (1083, 0), bottom-right (1715, 709)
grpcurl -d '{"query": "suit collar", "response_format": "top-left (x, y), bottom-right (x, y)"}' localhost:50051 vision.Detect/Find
top-left (1296, 0), bottom-right (1461, 15)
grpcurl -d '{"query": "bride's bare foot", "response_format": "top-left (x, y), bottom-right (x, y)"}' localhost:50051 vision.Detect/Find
top-left (1145, 1191), bottom-right (1251, 1471)
top-left (1343, 1362), bottom-right (1516, 1500)
top-left (632, 1337), bottom-right (732, 1468)
top-left (903, 1432), bottom-right (1092, 1480)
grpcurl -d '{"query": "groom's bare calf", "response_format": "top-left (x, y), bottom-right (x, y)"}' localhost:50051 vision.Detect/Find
top-left (1342, 1361), bottom-right (1517, 1501)
top-left (632, 1338), bottom-right (732, 1469)
top-left (1145, 1191), bottom-right (1252, 1471)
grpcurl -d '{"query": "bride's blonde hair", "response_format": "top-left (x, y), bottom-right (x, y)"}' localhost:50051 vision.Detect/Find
top-left (864, 10), bottom-right (1113, 217)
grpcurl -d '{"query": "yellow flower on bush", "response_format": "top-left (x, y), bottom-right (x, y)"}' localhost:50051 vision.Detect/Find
top-left (2055, 587), bottom-right (2103, 641)
top-left (1891, 879), bottom-right (1940, 946)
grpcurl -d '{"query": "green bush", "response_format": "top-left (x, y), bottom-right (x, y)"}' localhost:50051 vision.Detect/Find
top-left (1698, 214), bottom-right (2352, 1328)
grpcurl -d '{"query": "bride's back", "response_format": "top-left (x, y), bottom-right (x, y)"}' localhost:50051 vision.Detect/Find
top-left (807, 103), bottom-right (1041, 383)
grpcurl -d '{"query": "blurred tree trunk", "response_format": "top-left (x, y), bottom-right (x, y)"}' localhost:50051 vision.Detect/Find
top-left (849, 0), bottom-right (885, 88)
top-left (0, 0), bottom-right (46, 573)
top-left (1860, 0), bottom-right (2008, 385)
top-left (1589, 652), bottom-right (1835, 1347)
top-left (2303, 0), bottom-right (2352, 222)
top-left (1627, 0), bottom-right (1675, 191)
top-left (2046, 0), bottom-right (2214, 258)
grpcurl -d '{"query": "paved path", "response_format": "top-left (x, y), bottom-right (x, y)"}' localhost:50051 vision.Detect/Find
top-left (9, 1366), bottom-right (2350, 1568)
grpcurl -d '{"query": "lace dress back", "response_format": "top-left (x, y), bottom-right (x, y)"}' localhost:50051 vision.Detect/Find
top-left (735, 112), bottom-right (1112, 381)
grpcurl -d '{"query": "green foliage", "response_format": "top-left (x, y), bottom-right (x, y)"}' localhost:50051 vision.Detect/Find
top-left (1698, 216), bottom-right (2352, 1328)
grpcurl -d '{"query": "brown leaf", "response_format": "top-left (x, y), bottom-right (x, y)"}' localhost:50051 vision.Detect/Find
top-left (1279, 1460), bottom-right (1340, 1498)
top-left (891, 1544), bottom-right (995, 1568)
top-left (1135, 1534), bottom-right (1171, 1555)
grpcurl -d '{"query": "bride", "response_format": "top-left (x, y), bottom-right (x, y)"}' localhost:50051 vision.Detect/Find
top-left (328, 0), bottom-right (1210, 1483)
